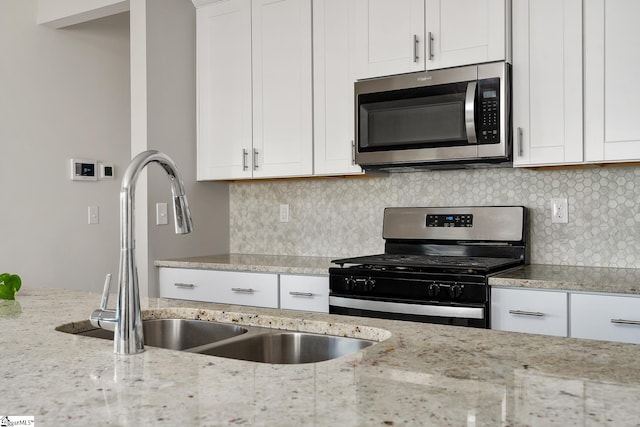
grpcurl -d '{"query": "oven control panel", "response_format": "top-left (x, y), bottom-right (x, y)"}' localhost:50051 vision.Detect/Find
top-left (426, 214), bottom-right (473, 228)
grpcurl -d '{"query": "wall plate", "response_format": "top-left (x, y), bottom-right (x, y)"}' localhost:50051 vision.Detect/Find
top-left (99, 163), bottom-right (115, 180)
top-left (70, 158), bottom-right (97, 181)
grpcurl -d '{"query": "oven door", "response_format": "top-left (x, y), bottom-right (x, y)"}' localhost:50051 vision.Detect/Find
top-left (329, 295), bottom-right (488, 328)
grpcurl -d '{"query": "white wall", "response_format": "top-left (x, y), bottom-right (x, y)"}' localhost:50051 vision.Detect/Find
top-left (38, 0), bottom-right (129, 28)
top-left (130, 0), bottom-right (230, 297)
top-left (0, 1), bottom-right (131, 291)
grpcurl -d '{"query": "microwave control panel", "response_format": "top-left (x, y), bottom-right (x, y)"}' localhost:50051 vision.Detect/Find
top-left (477, 78), bottom-right (500, 144)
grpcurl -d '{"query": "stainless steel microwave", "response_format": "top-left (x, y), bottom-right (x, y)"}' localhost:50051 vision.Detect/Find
top-left (354, 62), bottom-right (511, 171)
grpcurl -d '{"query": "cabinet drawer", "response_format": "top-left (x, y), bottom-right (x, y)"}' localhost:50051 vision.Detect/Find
top-left (159, 267), bottom-right (278, 308)
top-left (570, 293), bottom-right (640, 344)
top-left (280, 275), bottom-right (329, 313)
top-left (491, 288), bottom-right (568, 337)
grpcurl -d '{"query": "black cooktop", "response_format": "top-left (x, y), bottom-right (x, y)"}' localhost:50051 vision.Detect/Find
top-left (331, 254), bottom-right (522, 274)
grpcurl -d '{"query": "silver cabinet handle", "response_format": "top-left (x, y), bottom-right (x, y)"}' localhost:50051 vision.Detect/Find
top-left (611, 318), bottom-right (640, 326)
top-left (517, 127), bottom-right (524, 156)
top-left (465, 81), bottom-right (477, 144)
top-left (253, 148), bottom-right (259, 171)
top-left (232, 287), bottom-right (255, 294)
top-left (242, 148), bottom-right (249, 171)
top-left (351, 140), bottom-right (356, 165)
top-left (174, 283), bottom-right (195, 289)
top-left (509, 309), bottom-right (544, 317)
top-left (413, 35), bottom-right (419, 63)
top-left (289, 291), bottom-right (314, 297)
top-left (427, 31), bottom-right (434, 60)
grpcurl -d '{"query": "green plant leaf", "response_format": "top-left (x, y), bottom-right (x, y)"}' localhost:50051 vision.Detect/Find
top-left (0, 273), bottom-right (22, 300)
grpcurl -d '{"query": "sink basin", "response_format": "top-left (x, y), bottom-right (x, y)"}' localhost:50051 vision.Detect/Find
top-left (197, 331), bottom-right (375, 364)
top-left (74, 319), bottom-right (248, 351)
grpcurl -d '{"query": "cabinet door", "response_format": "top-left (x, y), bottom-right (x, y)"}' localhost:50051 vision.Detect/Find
top-left (491, 288), bottom-right (568, 336)
top-left (585, 0), bottom-right (640, 162)
top-left (280, 275), bottom-right (329, 313)
top-left (159, 268), bottom-right (279, 308)
top-left (512, 0), bottom-right (583, 166)
top-left (352, 0), bottom-right (425, 79)
top-left (196, 0), bottom-right (253, 180)
top-left (571, 293), bottom-right (640, 344)
top-left (251, 0), bottom-right (313, 178)
top-left (425, 0), bottom-right (507, 70)
top-left (312, 0), bottom-right (363, 176)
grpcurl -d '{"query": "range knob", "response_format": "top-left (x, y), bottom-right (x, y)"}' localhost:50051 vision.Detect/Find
top-left (427, 283), bottom-right (440, 297)
top-left (345, 277), bottom-right (356, 291)
top-left (364, 278), bottom-right (376, 292)
top-left (449, 284), bottom-right (463, 299)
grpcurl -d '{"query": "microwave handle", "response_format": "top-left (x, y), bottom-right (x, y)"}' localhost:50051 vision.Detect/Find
top-left (465, 81), bottom-right (478, 144)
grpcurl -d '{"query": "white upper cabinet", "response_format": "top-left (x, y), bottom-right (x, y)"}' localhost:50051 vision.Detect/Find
top-left (584, 0), bottom-right (640, 163)
top-left (425, 0), bottom-right (508, 70)
top-left (352, 0), bottom-right (425, 79)
top-left (251, 0), bottom-right (313, 178)
top-left (196, 0), bottom-right (253, 180)
top-left (312, 0), bottom-right (363, 176)
top-left (195, 0), bottom-right (312, 180)
top-left (352, 0), bottom-right (508, 79)
top-left (512, 0), bottom-right (583, 166)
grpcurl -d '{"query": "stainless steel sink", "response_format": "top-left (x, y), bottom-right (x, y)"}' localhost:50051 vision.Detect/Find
top-left (197, 331), bottom-right (375, 364)
top-left (74, 319), bottom-right (248, 351)
top-left (65, 318), bottom-right (376, 363)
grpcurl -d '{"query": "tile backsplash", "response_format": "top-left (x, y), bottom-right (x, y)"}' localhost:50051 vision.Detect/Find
top-left (230, 166), bottom-right (640, 268)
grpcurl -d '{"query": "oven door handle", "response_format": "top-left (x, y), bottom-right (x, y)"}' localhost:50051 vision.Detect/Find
top-left (329, 296), bottom-right (484, 320)
top-left (465, 81), bottom-right (478, 144)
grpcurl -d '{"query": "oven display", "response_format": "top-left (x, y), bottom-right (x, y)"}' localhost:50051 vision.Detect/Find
top-left (426, 214), bottom-right (473, 227)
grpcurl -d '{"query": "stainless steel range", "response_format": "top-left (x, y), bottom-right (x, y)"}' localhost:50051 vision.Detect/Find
top-left (329, 206), bottom-right (527, 328)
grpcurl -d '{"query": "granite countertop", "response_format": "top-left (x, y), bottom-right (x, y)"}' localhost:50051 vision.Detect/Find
top-left (3, 288), bottom-right (640, 425)
top-left (154, 254), bottom-right (336, 276)
top-left (491, 264), bottom-right (640, 295)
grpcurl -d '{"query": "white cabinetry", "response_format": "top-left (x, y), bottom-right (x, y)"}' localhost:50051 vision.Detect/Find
top-left (491, 288), bottom-right (568, 337)
top-left (280, 275), bottom-right (329, 313)
top-left (251, 0), bottom-right (313, 178)
top-left (570, 293), bottom-right (640, 344)
top-left (196, 0), bottom-right (253, 180)
top-left (312, 0), bottom-right (362, 176)
top-left (159, 267), bottom-right (279, 308)
top-left (195, 0), bottom-right (312, 180)
top-left (159, 268), bottom-right (329, 313)
top-left (512, 0), bottom-right (583, 166)
top-left (584, 0), bottom-right (640, 163)
top-left (352, 0), bottom-right (508, 79)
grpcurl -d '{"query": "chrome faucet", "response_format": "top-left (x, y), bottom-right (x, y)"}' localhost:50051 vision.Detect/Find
top-left (90, 150), bottom-right (193, 354)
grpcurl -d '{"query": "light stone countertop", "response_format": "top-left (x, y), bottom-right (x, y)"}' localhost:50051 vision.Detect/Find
top-left (154, 253), bottom-right (336, 276)
top-left (490, 264), bottom-right (640, 295)
top-left (3, 288), bottom-right (640, 426)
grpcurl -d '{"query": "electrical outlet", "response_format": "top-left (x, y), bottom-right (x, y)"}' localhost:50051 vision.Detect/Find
top-left (279, 204), bottom-right (290, 223)
top-left (551, 198), bottom-right (568, 224)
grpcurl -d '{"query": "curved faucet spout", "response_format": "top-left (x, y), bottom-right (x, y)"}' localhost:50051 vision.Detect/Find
top-left (91, 150), bottom-right (194, 355)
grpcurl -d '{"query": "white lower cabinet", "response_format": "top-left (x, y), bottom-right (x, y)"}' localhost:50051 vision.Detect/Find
top-left (159, 267), bottom-right (278, 308)
top-left (159, 268), bottom-right (329, 313)
top-left (280, 275), bottom-right (329, 313)
top-left (570, 293), bottom-right (640, 344)
top-left (491, 288), bottom-right (568, 337)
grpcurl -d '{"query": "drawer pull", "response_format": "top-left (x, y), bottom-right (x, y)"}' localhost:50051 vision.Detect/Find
top-left (174, 283), bottom-right (195, 289)
top-left (611, 318), bottom-right (640, 326)
top-left (232, 287), bottom-right (255, 294)
top-left (509, 309), bottom-right (544, 317)
top-left (289, 291), bottom-right (314, 297)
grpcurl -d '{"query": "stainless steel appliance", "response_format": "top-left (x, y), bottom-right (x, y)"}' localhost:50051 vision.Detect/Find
top-left (329, 206), bottom-right (527, 328)
top-left (355, 62), bottom-right (511, 171)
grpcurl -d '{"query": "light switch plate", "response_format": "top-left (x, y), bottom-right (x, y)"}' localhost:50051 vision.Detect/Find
top-left (156, 203), bottom-right (168, 225)
top-left (88, 205), bottom-right (99, 224)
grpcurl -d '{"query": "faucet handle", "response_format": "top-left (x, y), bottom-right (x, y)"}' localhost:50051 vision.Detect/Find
top-left (99, 273), bottom-right (112, 310)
